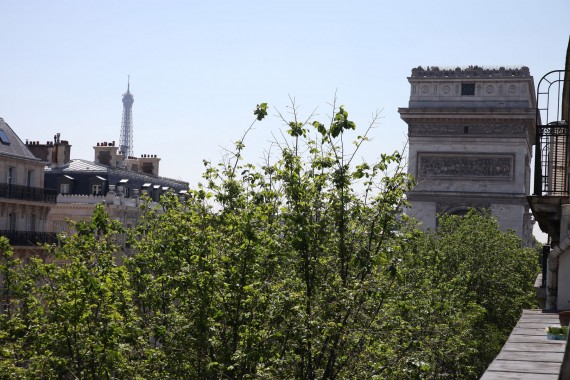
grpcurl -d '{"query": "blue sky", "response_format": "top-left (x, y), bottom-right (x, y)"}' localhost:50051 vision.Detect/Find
top-left (1, 0), bottom-right (568, 182)
top-left (0, 1), bottom-right (568, 240)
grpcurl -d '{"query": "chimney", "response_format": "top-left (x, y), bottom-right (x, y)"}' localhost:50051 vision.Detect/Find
top-left (138, 154), bottom-right (161, 176)
top-left (125, 156), bottom-right (139, 172)
top-left (26, 133), bottom-right (71, 167)
top-left (94, 141), bottom-right (122, 167)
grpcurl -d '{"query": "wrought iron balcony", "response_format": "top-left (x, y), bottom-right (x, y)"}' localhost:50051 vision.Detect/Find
top-left (533, 69), bottom-right (570, 197)
top-left (534, 122), bottom-right (569, 196)
top-left (0, 183), bottom-right (57, 203)
top-left (0, 230), bottom-right (58, 246)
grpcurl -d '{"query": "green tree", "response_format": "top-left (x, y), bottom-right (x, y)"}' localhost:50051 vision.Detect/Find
top-left (23, 206), bottom-right (139, 378)
top-left (127, 100), bottom-right (417, 379)
top-left (0, 102), bottom-right (538, 379)
top-left (0, 236), bottom-right (37, 378)
top-left (392, 210), bottom-right (538, 378)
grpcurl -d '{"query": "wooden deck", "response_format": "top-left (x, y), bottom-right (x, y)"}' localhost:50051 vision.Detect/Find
top-left (481, 309), bottom-right (567, 379)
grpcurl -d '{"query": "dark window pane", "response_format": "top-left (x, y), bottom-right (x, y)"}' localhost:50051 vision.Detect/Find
top-left (461, 83), bottom-right (475, 95)
top-left (0, 129), bottom-right (10, 145)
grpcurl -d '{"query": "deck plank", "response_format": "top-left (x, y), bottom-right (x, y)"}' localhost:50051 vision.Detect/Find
top-left (481, 372), bottom-right (558, 379)
top-left (485, 360), bottom-right (561, 374)
top-left (507, 334), bottom-right (566, 344)
top-left (501, 342), bottom-right (566, 352)
top-left (496, 350), bottom-right (564, 362)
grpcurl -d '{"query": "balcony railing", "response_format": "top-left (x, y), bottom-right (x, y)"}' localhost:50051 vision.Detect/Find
top-left (534, 123), bottom-right (569, 196)
top-left (0, 230), bottom-right (58, 246)
top-left (0, 183), bottom-right (57, 203)
top-left (533, 69), bottom-right (570, 197)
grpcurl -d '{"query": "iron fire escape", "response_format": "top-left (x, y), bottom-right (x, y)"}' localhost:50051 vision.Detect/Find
top-left (534, 70), bottom-right (570, 196)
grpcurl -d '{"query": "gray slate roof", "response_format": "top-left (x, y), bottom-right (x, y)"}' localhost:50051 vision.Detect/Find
top-left (0, 118), bottom-right (44, 162)
top-left (46, 159), bottom-right (188, 190)
top-left (46, 159), bottom-right (108, 173)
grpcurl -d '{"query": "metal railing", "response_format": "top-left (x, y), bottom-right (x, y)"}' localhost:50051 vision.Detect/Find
top-left (0, 183), bottom-right (57, 203)
top-left (533, 69), bottom-right (570, 196)
top-left (534, 123), bottom-right (569, 196)
top-left (0, 230), bottom-right (58, 246)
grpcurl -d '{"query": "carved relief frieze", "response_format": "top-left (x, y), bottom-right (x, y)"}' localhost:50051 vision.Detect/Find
top-left (418, 154), bottom-right (513, 179)
top-left (409, 124), bottom-right (526, 136)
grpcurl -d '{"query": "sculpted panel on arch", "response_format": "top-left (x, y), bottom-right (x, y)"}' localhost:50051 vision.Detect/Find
top-left (418, 154), bottom-right (512, 179)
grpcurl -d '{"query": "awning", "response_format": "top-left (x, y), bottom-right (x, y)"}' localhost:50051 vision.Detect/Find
top-left (118, 179), bottom-right (129, 184)
top-left (95, 176), bottom-right (107, 181)
top-left (64, 175), bottom-right (74, 180)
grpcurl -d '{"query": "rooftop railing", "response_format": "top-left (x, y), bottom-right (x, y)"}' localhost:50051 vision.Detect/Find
top-left (0, 230), bottom-right (58, 246)
top-left (0, 183), bottom-right (57, 203)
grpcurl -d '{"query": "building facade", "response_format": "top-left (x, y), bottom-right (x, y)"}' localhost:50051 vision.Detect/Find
top-left (400, 66), bottom-right (537, 245)
top-left (25, 136), bottom-right (188, 233)
top-left (529, 38), bottom-right (570, 310)
top-left (0, 118), bottom-right (57, 252)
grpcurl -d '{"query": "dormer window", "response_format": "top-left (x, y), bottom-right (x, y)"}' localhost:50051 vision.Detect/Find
top-left (92, 184), bottom-right (102, 195)
top-left (59, 175), bottom-right (74, 194)
top-left (0, 129), bottom-right (10, 145)
top-left (60, 183), bottom-right (70, 194)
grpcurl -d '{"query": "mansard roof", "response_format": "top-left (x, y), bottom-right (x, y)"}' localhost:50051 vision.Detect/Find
top-left (47, 159), bottom-right (108, 173)
top-left (0, 117), bottom-right (44, 162)
top-left (46, 158), bottom-right (188, 190)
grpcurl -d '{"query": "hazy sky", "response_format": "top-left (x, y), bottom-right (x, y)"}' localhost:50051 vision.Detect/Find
top-left (0, 1), bottom-right (568, 201)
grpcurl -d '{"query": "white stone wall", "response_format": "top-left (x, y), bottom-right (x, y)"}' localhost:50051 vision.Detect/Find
top-left (491, 203), bottom-right (525, 238)
top-left (402, 68), bottom-right (536, 244)
top-left (405, 201), bottom-right (437, 231)
top-left (557, 250), bottom-right (570, 310)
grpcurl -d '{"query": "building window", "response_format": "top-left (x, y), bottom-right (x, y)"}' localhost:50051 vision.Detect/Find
top-left (28, 214), bottom-right (36, 232)
top-left (60, 183), bottom-right (70, 194)
top-left (92, 184), bottom-right (102, 195)
top-left (8, 213), bottom-right (16, 231)
top-left (7, 167), bottom-right (14, 185)
top-left (461, 83), bottom-right (475, 96)
top-left (0, 129), bottom-right (10, 145)
top-left (26, 170), bottom-right (33, 187)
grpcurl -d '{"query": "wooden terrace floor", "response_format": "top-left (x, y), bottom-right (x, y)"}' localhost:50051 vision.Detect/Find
top-left (481, 309), bottom-right (566, 379)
